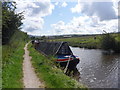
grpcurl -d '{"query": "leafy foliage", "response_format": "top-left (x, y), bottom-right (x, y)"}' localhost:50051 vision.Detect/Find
top-left (101, 33), bottom-right (120, 53)
top-left (101, 33), bottom-right (116, 50)
top-left (2, 2), bottom-right (24, 45)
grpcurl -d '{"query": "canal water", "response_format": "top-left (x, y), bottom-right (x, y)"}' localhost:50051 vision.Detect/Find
top-left (70, 47), bottom-right (120, 88)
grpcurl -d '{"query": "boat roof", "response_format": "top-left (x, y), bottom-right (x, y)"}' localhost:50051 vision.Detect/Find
top-left (36, 41), bottom-right (73, 56)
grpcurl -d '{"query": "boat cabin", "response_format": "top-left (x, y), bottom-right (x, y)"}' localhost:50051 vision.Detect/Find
top-left (35, 41), bottom-right (73, 56)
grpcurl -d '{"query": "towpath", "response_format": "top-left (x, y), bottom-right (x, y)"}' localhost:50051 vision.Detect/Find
top-left (23, 42), bottom-right (44, 88)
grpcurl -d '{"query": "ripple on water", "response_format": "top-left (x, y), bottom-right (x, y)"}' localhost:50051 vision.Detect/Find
top-left (71, 47), bottom-right (120, 88)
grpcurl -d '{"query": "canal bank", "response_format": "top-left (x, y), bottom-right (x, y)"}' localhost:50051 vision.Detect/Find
top-left (70, 46), bottom-right (120, 88)
top-left (28, 43), bottom-right (87, 88)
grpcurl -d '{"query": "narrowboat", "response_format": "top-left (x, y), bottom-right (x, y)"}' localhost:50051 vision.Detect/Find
top-left (33, 41), bottom-right (80, 70)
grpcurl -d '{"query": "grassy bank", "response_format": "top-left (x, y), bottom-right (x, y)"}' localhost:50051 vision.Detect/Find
top-left (28, 43), bottom-right (87, 88)
top-left (51, 33), bottom-right (120, 49)
top-left (2, 30), bottom-right (28, 88)
top-left (0, 46), bottom-right (2, 89)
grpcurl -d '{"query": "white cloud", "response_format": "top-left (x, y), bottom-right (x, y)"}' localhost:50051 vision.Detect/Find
top-left (51, 21), bottom-right (65, 35)
top-left (51, 15), bottom-right (118, 35)
top-left (61, 2), bottom-right (67, 7)
top-left (71, 1), bottom-right (83, 13)
top-left (15, 0), bottom-right (54, 35)
top-left (13, 0), bottom-right (118, 35)
top-left (22, 17), bottom-right (44, 31)
top-left (55, 2), bottom-right (59, 6)
top-left (71, 1), bottom-right (118, 21)
top-left (112, 0), bottom-right (119, 16)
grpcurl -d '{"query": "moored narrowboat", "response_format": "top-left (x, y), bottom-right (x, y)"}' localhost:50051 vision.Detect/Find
top-left (32, 41), bottom-right (80, 71)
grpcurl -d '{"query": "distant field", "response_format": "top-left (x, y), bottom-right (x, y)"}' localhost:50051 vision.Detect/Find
top-left (50, 33), bottom-right (120, 49)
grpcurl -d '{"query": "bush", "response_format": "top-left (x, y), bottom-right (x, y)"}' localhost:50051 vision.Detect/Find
top-left (101, 33), bottom-right (120, 53)
top-left (114, 41), bottom-right (120, 53)
top-left (101, 33), bottom-right (115, 50)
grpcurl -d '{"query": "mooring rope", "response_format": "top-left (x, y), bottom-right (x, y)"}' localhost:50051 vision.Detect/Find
top-left (64, 55), bottom-right (71, 74)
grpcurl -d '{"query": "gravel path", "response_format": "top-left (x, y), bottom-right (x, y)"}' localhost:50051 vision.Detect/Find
top-left (23, 42), bottom-right (44, 88)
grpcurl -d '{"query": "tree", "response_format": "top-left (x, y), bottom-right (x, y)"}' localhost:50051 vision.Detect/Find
top-left (101, 33), bottom-right (117, 52)
top-left (2, 2), bottom-right (24, 45)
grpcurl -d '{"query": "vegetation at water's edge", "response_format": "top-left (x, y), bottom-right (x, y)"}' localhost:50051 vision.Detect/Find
top-left (28, 43), bottom-right (87, 89)
top-left (101, 33), bottom-right (120, 53)
top-left (50, 33), bottom-right (120, 53)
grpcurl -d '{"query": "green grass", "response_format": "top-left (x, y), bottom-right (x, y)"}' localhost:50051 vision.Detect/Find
top-left (51, 33), bottom-right (120, 49)
top-left (51, 35), bottom-right (101, 49)
top-left (115, 33), bottom-right (120, 42)
top-left (2, 30), bottom-right (29, 88)
top-left (28, 43), bottom-right (87, 89)
top-left (0, 46), bottom-right (2, 89)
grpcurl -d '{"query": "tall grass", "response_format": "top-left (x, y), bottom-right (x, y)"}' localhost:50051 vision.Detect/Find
top-left (2, 30), bottom-right (28, 88)
top-left (28, 43), bottom-right (87, 89)
top-left (0, 46), bottom-right (2, 89)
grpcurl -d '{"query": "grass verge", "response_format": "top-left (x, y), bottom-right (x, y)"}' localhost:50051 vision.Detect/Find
top-left (0, 46), bottom-right (2, 89)
top-left (2, 30), bottom-right (28, 88)
top-left (28, 43), bottom-right (87, 89)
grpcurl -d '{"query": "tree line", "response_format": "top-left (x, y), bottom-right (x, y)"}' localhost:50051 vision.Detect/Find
top-left (2, 2), bottom-right (24, 45)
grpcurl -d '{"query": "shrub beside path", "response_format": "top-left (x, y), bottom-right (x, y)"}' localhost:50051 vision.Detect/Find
top-left (23, 42), bottom-right (44, 88)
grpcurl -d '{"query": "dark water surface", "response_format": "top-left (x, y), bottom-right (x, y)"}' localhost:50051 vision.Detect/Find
top-left (70, 47), bottom-right (120, 88)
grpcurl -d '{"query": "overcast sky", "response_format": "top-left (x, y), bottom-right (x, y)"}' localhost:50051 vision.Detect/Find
top-left (14, 0), bottom-right (119, 36)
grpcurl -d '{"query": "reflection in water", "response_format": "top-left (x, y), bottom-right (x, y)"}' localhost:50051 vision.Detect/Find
top-left (70, 47), bottom-right (120, 88)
